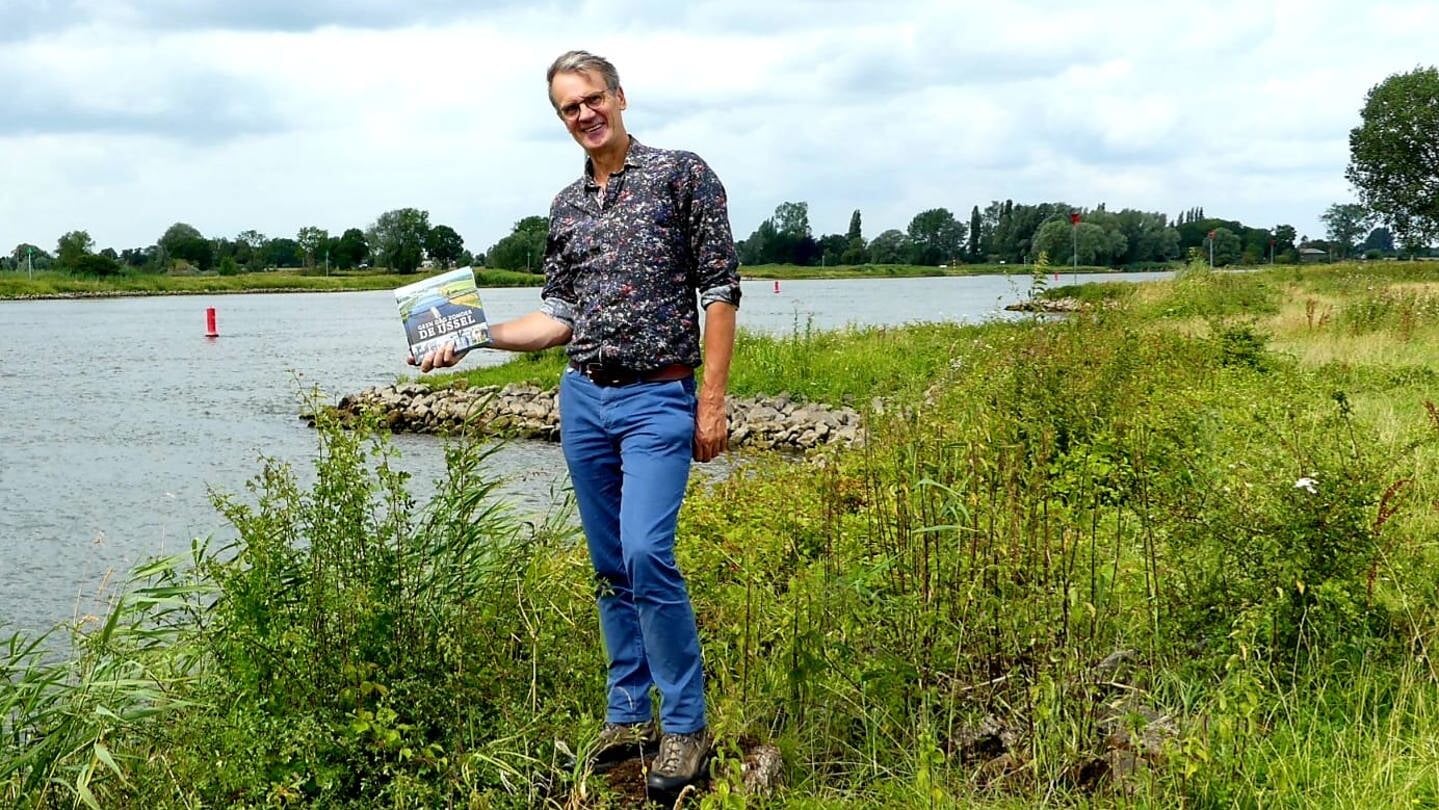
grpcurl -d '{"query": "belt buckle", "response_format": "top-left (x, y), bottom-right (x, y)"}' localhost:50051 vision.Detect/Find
top-left (582, 362), bottom-right (630, 386)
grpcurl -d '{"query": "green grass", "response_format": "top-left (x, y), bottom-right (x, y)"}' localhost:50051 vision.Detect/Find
top-left (740, 262), bottom-right (1127, 279)
top-left (7, 261), bottom-right (1439, 806)
top-left (423, 321), bottom-right (999, 405)
top-left (0, 268), bottom-right (540, 299)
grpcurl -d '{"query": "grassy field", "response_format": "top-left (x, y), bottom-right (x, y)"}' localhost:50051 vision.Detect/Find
top-left (738, 262), bottom-right (1127, 279)
top-left (0, 268), bottom-right (541, 299)
top-left (5, 261), bottom-right (1439, 807)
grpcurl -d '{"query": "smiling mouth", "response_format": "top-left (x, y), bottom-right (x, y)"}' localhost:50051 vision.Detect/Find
top-left (582, 121), bottom-right (606, 136)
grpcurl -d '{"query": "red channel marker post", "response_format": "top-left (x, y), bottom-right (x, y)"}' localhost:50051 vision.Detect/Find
top-left (205, 307), bottom-right (219, 338)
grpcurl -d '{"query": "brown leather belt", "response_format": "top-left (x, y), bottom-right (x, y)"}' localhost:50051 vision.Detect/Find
top-left (569, 361), bottom-right (692, 387)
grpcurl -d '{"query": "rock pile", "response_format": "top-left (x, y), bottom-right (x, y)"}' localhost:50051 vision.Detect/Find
top-left (325, 383), bottom-right (863, 451)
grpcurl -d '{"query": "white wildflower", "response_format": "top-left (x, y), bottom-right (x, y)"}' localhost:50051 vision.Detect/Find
top-left (1293, 476), bottom-right (1318, 494)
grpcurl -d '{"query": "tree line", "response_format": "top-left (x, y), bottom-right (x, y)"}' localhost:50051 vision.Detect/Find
top-left (3, 208), bottom-right (475, 277)
top-left (482, 200), bottom-right (1336, 272)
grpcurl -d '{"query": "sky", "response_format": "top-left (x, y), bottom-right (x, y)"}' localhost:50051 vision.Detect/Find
top-left (4, 0), bottom-right (1436, 256)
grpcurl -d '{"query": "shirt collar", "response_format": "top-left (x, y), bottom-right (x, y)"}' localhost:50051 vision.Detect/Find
top-left (583, 136), bottom-right (652, 187)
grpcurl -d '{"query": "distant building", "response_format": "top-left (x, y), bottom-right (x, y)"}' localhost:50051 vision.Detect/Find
top-left (1298, 247), bottom-right (1329, 263)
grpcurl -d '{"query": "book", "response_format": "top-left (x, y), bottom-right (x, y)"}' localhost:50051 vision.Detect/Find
top-left (395, 267), bottom-right (491, 362)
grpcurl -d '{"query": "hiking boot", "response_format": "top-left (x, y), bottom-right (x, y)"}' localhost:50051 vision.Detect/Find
top-left (646, 727), bottom-right (713, 793)
top-left (591, 720), bottom-right (658, 772)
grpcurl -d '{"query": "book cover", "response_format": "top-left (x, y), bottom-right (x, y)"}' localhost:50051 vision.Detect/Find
top-left (395, 267), bottom-right (491, 362)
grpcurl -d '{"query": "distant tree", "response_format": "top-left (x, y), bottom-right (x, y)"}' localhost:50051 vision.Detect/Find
top-left (367, 208), bottom-right (431, 273)
top-left (264, 237), bottom-right (302, 268)
top-left (487, 216), bottom-right (549, 272)
top-left (817, 233), bottom-right (848, 266)
top-left (1320, 203), bottom-right (1374, 258)
top-left (159, 222), bottom-right (213, 271)
top-left (868, 229), bottom-right (912, 264)
top-left (1208, 227), bottom-right (1243, 266)
top-left (55, 230), bottom-right (95, 270)
top-left (70, 253), bottom-right (120, 277)
top-left (1272, 224), bottom-right (1297, 252)
top-left (10, 244), bottom-right (53, 272)
top-left (426, 224), bottom-right (466, 268)
top-left (846, 209), bottom-right (863, 242)
top-left (119, 247), bottom-right (153, 268)
top-left (773, 201), bottom-right (812, 240)
top-left (968, 205), bottom-right (981, 261)
top-left (1347, 66), bottom-right (1439, 247)
top-left (217, 255), bottom-right (241, 276)
top-left (296, 226), bottom-right (330, 269)
top-left (1032, 220), bottom-right (1126, 266)
top-left (332, 228), bottom-right (370, 269)
top-left (99, 247), bottom-right (118, 262)
top-left (1362, 226), bottom-right (1395, 253)
top-left (737, 218), bottom-right (779, 265)
top-left (840, 236), bottom-right (868, 265)
top-left (906, 208), bottom-right (965, 265)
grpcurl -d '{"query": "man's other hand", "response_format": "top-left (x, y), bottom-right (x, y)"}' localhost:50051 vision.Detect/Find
top-left (409, 341), bottom-right (461, 373)
top-left (693, 398), bottom-right (728, 462)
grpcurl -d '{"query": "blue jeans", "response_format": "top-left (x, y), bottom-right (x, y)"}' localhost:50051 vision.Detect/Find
top-left (558, 368), bottom-right (706, 734)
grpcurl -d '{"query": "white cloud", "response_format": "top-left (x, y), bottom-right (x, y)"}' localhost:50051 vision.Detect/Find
top-left (2, 0), bottom-right (1436, 255)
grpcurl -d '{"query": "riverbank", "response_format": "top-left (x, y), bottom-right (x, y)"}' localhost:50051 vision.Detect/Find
top-left (0, 262), bottom-right (1153, 300)
top-left (7, 261), bottom-right (1439, 807)
top-left (0, 268), bottom-right (540, 299)
top-left (730, 261), bottom-right (1136, 279)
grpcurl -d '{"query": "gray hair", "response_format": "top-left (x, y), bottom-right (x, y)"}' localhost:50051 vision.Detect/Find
top-left (546, 50), bottom-right (621, 107)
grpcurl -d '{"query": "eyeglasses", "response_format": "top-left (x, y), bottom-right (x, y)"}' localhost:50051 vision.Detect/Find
top-left (557, 90), bottom-right (610, 121)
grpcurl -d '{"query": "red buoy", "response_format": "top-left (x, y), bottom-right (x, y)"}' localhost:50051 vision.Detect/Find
top-left (205, 307), bottom-right (219, 338)
top-left (773, 280), bottom-right (781, 294)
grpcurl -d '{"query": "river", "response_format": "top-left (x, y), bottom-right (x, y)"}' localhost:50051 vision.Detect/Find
top-left (0, 271), bottom-right (1170, 634)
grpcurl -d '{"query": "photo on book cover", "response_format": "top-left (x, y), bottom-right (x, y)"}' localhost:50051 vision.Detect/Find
top-left (395, 267), bottom-right (491, 362)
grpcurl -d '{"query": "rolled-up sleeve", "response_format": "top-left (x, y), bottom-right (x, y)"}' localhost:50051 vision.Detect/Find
top-left (685, 157), bottom-right (742, 310)
top-left (538, 199), bottom-right (577, 327)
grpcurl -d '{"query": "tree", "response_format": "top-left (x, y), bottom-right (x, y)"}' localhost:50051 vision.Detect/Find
top-left (906, 208), bottom-right (965, 265)
top-left (817, 233), bottom-right (848, 266)
top-left (846, 210), bottom-right (863, 242)
top-left (773, 201), bottom-right (811, 240)
top-left (487, 216), bottom-right (549, 272)
top-left (1347, 66), bottom-right (1439, 247)
top-left (332, 228), bottom-right (370, 269)
top-left (868, 229), bottom-right (912, 264)
top-left (367, 208), bottom-right (431, 273)
top-left (10, 244), bottom-right (53, 272)
top-left (71, 253), bottom-right (120, 276)
top-left (1032, 220), bottom-right (1126, 266)
top-left (426, 224), bottom-right (466, 268)
top-left (737, 219), bottom-right (779, 265)
top-left (1208, 227), bottom-right (1243, 266)
top-left (1320, 203), bottom-right (1374, 258)
top-left (1272, 224), bottom-right (1297, 252)
top-left (296, 226), bottom-right (330, 269)
top-left (968, 206), bottom-right (981, 261)
top-left (840, 237), bottom-right (868, 265)
top-left (55, 230), bottom-right (95, 270)
top-left (1362, 227), bottom-right (1395, 253)
top-left (264, 238), bottom-right (301, 268)
top-left (159, 222), bottom-right (213, 271)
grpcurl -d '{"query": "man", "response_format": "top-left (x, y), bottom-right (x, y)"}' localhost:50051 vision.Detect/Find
top-left (415, 50), bottom-right (740, 793)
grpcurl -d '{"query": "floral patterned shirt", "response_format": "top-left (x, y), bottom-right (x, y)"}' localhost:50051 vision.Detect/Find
top-left (539, 137), bottom-right (741, 372)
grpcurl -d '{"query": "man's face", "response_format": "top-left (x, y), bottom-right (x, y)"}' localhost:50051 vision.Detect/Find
top-left (551, 70), bottom-right (626, 153)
